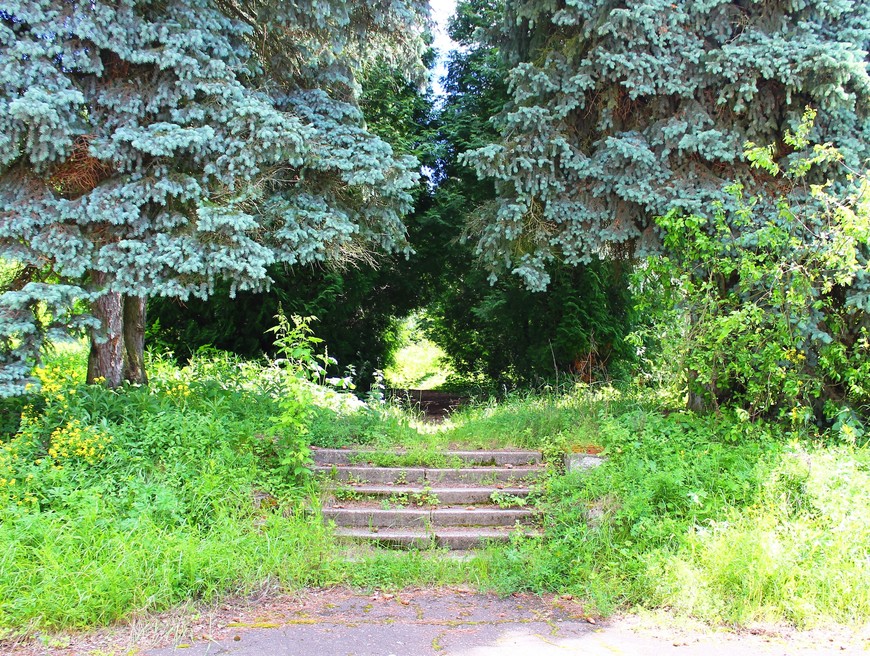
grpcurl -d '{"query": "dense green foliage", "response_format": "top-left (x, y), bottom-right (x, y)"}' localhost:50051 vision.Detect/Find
top-left (428, 262), bottom-right (634, 382)
top-left (498, 403), bottom-right (870, 626)
top-left (148, 266), bottom-right (409, 385)
top-left (1, 343), bottom-right (867, 632)
top-left (422, 0), bottom-right (636, 384)
top-left (148, 2), bottom-right (639, 387)
top-left (147, 56), bottom-right (442, 385)
top-left (0, 0), bottom-right (427, 392)
top-left (449, 0), bottom-right (870, 414)
top-left (631, 114), bottom-right (870, 422)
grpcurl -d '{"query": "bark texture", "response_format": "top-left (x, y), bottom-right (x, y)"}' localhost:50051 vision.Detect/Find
top-left (122, 295), bottom-right (147, 385)
top-left (87, 273), bottom-right (124, 388)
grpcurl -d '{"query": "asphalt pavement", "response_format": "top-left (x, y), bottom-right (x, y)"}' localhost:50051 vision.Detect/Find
top-left (144, 589), bottom-right (864, 656)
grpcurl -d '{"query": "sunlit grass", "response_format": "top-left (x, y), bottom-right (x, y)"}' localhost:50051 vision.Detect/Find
top-left (384, 338), bottom-right (452, 389)
top-left (383, 314), bottom-right (453, 389)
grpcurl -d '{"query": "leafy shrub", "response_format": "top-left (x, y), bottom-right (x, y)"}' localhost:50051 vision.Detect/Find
top-left (646, 110), bottom-right (870, 425)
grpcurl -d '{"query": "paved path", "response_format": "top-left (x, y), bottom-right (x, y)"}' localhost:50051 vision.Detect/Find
top-left (142, 589), bottom-right (865, 656)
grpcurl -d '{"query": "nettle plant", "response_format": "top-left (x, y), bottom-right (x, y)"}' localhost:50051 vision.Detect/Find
top-left (0, 0), bottom-right (426, 395)
top-left (653, 110), bottom-right (870, 427)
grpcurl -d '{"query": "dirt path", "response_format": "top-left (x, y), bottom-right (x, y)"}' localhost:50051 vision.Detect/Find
top-left (6, 588), bottom-right (866, 656)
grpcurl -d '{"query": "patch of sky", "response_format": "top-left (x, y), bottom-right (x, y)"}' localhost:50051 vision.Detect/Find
top-left (429, 0), bottom-right (460, 101)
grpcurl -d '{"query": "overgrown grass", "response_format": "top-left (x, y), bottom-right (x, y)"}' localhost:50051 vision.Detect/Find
top-left (0, 343), bottom-right (868, 635)
top-left (485, 410), bottom-right (870, 626)
top-left (0, 344), bottom-right (482, 633)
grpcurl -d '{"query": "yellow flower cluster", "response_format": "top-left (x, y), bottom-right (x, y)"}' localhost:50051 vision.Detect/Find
top-left (35, 364), bottom-right (67, 394)
top-left (166, 383), bottom-right (192, 398)
top-left (0, 443), bottom-right (38, 505)
top-left (31, 364), bottom-right (84, 416)
top-left (48, 420), bottom-right (112, 465)
top-left (783, 348), bottom-right (807, 364)
top-left (0, 442), bottom-right (17, 469)
top-left (0, 443), bottom-right (20, 482)
top-left (18, 404), bottom-right (37, 428)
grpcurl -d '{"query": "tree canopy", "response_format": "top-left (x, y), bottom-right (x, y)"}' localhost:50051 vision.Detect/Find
top-left (3, 0), bottom-right (870, 415)
top-left (146, 50), bottom-right (443, 385)
top-left (420, 0), bottom-right (634, 383)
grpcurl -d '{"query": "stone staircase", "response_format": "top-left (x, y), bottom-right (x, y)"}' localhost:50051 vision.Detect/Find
top-left (313, 447), bottom-right (546, 550)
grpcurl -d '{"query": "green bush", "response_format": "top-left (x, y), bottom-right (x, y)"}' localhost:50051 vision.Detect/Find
top-left (644, 111), bottom-right (870, 425)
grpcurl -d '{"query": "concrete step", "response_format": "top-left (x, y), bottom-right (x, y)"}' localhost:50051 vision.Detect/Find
top-left (442, 450), bottom-right (541, 466)
top-left (323, 507), bottom-right (536, 529)
top-left (329, 484), bottom-right (533, 505)
top-left (423, 466), bottom-right (543, 485)
top-left (333, 526), bottom-right (540, 550)
top-left (314, 465), bottom-right (426, 485)
top-left (315, 465), bottom-right (544, 486)
top-left (312, 448), bottom-right (542, 467)
top-left (433, 507), bottom-right (535, 526)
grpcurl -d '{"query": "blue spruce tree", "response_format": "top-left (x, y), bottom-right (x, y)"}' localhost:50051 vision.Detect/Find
top-left (464, 0), bottom-right (870, 290)
top-left (463, 0), bottom-right (870, 414)
top-left (0, 0), bottom-right (428, 393)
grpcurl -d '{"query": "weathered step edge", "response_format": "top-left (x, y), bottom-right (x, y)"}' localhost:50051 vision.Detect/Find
top-left (312, 448), bottom-right (541, 467)
top-left (314, 465), bottom-right (543, 485)
top-left (323, 507), bottom-right (536, 528)
top-left (333, 526), bottom-right (540, 550)
top-left (315, 465), bottom-right (426, 485)
top-left (329, 485), bottom-right (532, 505)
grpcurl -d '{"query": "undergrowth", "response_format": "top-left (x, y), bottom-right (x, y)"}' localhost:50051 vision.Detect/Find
top-left (0, 343), bottom-right (867, 636)
top-left (488, 410), bottom-right (870, 626)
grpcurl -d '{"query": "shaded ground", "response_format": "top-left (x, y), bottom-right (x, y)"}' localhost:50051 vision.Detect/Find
top-left (6, 588), bottom-right (867, 656)
top-left (388, 389), bottom-right (468, 420)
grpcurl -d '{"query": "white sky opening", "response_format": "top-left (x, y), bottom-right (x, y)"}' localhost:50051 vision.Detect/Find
top-left (429, 0), bottom-right (459, 99)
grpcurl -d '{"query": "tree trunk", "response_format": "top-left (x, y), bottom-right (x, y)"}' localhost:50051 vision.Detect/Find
top-left (122, 295), bottom-right (147, 385)
top-left (87, 274), bottom-right (124, 388)
top-left (686, 369), bottom-right (708, 413)
top-left (686, 308), bottom-right (710, 413)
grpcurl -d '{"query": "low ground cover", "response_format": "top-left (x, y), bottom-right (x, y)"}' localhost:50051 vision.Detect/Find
top-left (0, 343), bottom-right (867, 637)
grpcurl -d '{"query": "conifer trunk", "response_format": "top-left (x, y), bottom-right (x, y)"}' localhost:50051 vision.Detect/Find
top-left (122, 295), bottom-right (147, 385)
top-left (686, 308), bottom-right (708, 413)
top-left (87, 273), bottom-right (124, 388)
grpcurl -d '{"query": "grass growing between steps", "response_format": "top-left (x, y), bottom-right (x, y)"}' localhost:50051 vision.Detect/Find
top-left (0, 344), bottom-right (868, 635)
top-left (281, 385), bottom-right (870, 629)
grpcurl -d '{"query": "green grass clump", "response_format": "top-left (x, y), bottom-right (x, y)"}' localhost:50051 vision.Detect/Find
top-left (0, 344), bottom-right (487, 633)
top-left (0, 345), bottom-right (331, 629)
top-left (652, 443), bottom-right (870, 625)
